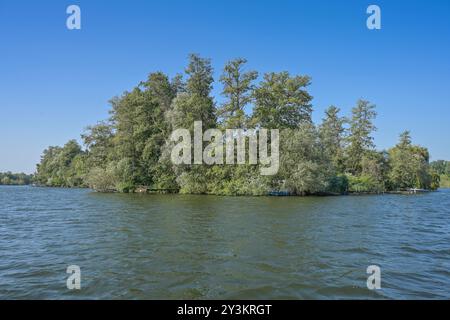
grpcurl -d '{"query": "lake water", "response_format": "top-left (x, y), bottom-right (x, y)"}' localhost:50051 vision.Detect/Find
top-left (0, 186), bottom-right (449, 299)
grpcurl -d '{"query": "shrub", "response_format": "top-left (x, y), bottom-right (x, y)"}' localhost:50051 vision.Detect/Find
top-left (347, 174), bottom-right (384, 193)
top-left (326, 174), bottom-right (349, 194)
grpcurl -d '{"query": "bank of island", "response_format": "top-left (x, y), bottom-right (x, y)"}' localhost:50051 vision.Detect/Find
top-left (23, 55), bottom-right (449, 195)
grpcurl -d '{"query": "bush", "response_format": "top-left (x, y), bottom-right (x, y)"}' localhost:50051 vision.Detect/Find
top-left (85, 166), bottom-right (117, 192)
top-left (177, 168), bottom-right (209, 194)
top-left (347, 174), bottom-right (384, 193)
top-left (439, 175), bottom-right (450, 189)
top-left (326, 174), bottom-right (349, 194)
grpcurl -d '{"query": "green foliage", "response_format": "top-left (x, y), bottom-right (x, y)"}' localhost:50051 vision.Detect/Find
top-left (84, 166), bottom-right (117, 193)
top-left (34, 54), bottom-right (443, 194)
top-left (185, 54), bottom-right (214, 98)
top-left (177, 167), bottom-right (209, 194)
top-left (439, 174), bottom-right (450, 188)
top-left (81, 121), bottom-right (114, 169)
top-left (360, 151), bottom-right (389, 192)
top-left (0, 172), bottom-right (33, 185)
top-left (319, 106), bottom-right (346, 173)
top-left (251, 72), bottom-right (312, 129)
top-left (388, 131), bottom-right (434, 190)
top-left (326, 174), bottom-right (349, 194)
top-left (218, 58), bottom-right (258, 129)
top-left (347, 174), bottom-right (383, 193)
top-left (346, 99), bottom-right (377, 175)
top-left (430, 160), bottom-right (448, 175)
top-left (167, 54), bottom-right (216, 132)
top-left (278, 125), bottom-right (332, 195)
top-left (35, 140), bottom-right (86, 187)
top-left (430, 161), bottom-right (450, 189)
top-left (204, 165), bottom-right (270, 196)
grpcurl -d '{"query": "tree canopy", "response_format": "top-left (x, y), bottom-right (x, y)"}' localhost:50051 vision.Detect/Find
top-left (0, 172), bottom-right (33, 185)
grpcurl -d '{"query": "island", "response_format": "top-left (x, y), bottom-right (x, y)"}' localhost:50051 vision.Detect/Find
top-left (30, 55), bottom-right (446, 195)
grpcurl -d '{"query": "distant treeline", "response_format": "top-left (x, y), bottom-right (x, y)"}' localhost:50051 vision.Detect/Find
top-left (430, 161), bottom-right (450, 188)
top-left (34, 54), bottom-right (442, 195)
top-left (0, 172), bottom-right (33, 186)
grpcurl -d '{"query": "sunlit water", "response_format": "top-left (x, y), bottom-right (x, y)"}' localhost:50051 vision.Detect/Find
top-left (0, 186), bottom-right (449, 299)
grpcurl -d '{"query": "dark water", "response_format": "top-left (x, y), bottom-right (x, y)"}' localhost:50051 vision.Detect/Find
top-left (0, 186), bottom-right (449, 299)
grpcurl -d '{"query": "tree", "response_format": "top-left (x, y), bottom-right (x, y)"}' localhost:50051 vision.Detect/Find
top-left (140, 72), bottom-right (179, 186)
top-left (319, 106), bottom-right (346, 173)
top-left (107, 71), bottom-right (179, 189)
top-left (85, 164), bottom-right (118, 193)
top-left (388, 131), bottom-right (434, 190)
top-left (82, 121), bottom-right (114, 169)
top-left (0, 172), bottom-right (33, 185)
top-left (142, 72), bottom-right (178, 113)
top-left (185, 53), bottom-right (214, 98)
top-left (33, 54), bottom-right (441, 195)
top-left (167, 54), bottom-right (216, 130)
top-left (218, 58), bottom-right (258, 129)
top-left (252, 72), bottom-right (313, 129)
top-left (360, 150), bottom-right (389, 192)
top-left (278, 124), bottom-right (331, 195)
top-left (108, 88), bottom-right (146, 187)
top-left (35, 140), bottom-right (85, 187)
top-left (346, 99), bottom-right (377, 175)
top-left (166, 54), bottom-right (218, 193)
top-left (430, 160), bottom-right (448, 175)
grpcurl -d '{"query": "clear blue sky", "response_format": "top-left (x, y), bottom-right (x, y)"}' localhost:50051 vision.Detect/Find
top-left (1, 0), bottom-right (449, 173)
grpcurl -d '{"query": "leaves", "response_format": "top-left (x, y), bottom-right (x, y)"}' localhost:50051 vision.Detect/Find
top-left (34, 55), bottom-right (440, 193)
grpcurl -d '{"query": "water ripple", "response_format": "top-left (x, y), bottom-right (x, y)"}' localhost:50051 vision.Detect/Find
top-left (1, 186), bottom-right (450, 299)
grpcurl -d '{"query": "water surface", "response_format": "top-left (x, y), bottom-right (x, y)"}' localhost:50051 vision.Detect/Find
top-left (0, 186), bottom-right (449, 299)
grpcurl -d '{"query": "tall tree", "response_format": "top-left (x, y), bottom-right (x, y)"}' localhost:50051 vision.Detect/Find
top-left (109, 71), bottom-right (179, 189)
top-left (252, 72), bottom-right (312, 129)
top-left (168, 54), bottom-right (216, 130)
top-left (142, 72), bottom-right (178, 113)
top-left (109, 88), bottom-right (145, 187)
top-left (185, 53), bottom-right (214, 98)
top-left (141, 72), bottom-right (179, 187)
top-left (35, 140), bottom-right (84, 187)
top-left (388, 131), bottom-right (434, 189)
top-left (166, 54), bottom-right (217, 194)
top-left (82, 121), bottom-right (114, 169)
top-left (218, 58), bottom-right (258, 128)
top-left (319, 106), bottom-right (346, 173)
top-left (346, 99), bottom-right (377, 175)
top-left (360, 150), bottom-right (390, 192)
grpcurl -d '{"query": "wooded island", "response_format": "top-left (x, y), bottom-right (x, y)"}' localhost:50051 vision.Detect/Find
top-left (29, 55), bottom-right (446, 195)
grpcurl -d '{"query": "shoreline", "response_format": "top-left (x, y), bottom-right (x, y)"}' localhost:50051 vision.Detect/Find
top-left (2, 184), bottom-right (439, 197)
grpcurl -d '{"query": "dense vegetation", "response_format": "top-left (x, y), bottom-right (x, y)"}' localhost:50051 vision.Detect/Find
top-left (34, 54), bottom-right (442, 195)
top-left (0, 172), bottom-right (33, 185)
top-left (430, 160), bottom-right (450, 188)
